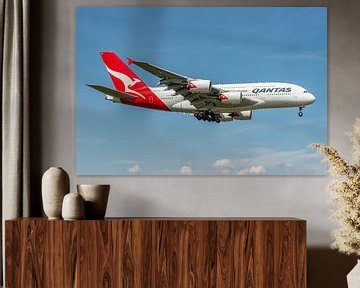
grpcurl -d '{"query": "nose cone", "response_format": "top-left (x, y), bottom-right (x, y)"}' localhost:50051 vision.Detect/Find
top-left (305, 93), bottom-right (316, 105)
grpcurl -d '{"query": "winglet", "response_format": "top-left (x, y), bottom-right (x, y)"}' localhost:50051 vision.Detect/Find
top-left (127, 57), bottom-right (135, 65)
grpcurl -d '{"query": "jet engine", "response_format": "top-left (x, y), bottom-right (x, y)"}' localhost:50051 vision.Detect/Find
top-left (105, 95), bottom-right (121, 103)
top-left (219, 92), bottom-right (243, 105)
top-left (187, 80), bottom-right (211, 93)
top-left (219, 113), bottom-right (234, 122)
top-left (233, 110), bottom-right (252, 120)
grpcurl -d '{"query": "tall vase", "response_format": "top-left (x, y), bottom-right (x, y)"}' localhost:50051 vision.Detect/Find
top-left (347, 260), bottom-right (360, 288)
top-left (42, 167), bottom-right (70, 219)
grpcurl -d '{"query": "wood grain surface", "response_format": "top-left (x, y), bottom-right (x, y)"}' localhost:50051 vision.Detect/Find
top-left (6, 218), bottom-right (306, 287)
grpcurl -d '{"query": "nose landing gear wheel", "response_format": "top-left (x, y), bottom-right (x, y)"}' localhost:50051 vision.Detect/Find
top-left (298, 107), bottom-right (304, 117)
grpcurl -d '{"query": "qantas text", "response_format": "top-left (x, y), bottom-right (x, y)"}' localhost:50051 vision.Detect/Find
top-left (252, 87), bottom-right (292, 94)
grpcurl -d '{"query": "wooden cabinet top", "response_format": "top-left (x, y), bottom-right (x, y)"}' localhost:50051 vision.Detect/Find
top-left (6, 217), bottom-right (305, 222)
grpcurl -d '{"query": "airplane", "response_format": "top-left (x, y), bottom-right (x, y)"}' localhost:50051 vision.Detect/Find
top-left (88, 51), bottom-right (316, 123)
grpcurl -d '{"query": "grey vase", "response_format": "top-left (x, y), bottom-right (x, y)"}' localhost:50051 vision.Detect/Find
top-left (62, 192), bottom-right (85, 220)
top-left (42, 167), bottom-right (70, 219)
top-left (77, 184), bottom-right (110, 219)
top-left (347, 260), bottom-right (360, 288)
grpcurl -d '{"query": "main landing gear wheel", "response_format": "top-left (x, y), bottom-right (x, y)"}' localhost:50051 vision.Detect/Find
top-left (298, 107), bottom-right (304, 117)
top-left (194, 111), bottom-right (221, 123)
top-left (195, 113), bottom-right (202, 120)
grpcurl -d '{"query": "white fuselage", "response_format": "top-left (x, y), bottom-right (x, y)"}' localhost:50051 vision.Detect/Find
top-left (150, 82), bottom-right (315, 113)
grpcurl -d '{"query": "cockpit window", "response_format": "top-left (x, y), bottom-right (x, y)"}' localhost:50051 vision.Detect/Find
top-left (304, 90), bottom-right (308, 93)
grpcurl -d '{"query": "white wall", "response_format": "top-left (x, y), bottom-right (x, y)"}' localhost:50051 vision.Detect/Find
top-left (30, 0), bottom-right (360, 247)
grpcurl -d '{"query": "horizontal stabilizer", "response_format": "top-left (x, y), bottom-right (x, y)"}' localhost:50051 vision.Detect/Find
top-left (87, 84), bottom-right (137, 100)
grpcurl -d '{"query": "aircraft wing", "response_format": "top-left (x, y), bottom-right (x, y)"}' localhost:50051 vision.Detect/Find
top-left (128, 57), bottom-right (259, 110)
top-left (128, 58), bottom-right (224, 109)
top-left (128, 58), bottom-right (190, 83)
top-left (87, 84), bottom-right (137, 100)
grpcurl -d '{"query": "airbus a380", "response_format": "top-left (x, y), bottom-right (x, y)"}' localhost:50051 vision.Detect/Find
top-left (88, 51), bottom-right (316, 123)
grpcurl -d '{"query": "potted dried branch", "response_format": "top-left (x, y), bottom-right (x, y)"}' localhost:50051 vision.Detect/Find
top-left (311, 118), bottom-right (360, 287)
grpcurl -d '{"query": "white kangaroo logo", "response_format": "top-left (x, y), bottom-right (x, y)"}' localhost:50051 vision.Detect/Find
top-left (105, 66), bottom-right (146, 99)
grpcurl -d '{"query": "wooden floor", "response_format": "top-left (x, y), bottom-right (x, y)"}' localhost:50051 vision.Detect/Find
top-left (6, 218), bottom-right (306, 287)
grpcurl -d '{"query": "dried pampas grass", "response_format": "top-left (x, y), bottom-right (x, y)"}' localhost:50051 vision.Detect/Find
top-left (311, 117), bottom-right (360, 256)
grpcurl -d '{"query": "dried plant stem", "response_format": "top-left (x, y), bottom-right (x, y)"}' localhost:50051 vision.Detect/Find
top-left (311, 117), bottom-right (360, 256)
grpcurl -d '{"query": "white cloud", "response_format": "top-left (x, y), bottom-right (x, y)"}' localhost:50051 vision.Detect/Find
top-left (249, 149), bottom-right (322, 169)
top-left (221, 169), bottom-right (231, 175)
top-left (180, 165), bottom-right (193, 175)
top-left (128, 164), bottom-right (141, 174)
top-left (211, 149), bottom-right (325, 175)
top-left (237, 165), bottom-right (266, 175)
top-left (213, 159), bottom-right (234, 169)
top-left (232, 148), bottom-right (325, 175)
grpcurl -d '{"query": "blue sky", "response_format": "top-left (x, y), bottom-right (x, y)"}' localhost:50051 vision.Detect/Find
top-left (76, 7), bottom-right (327, 175)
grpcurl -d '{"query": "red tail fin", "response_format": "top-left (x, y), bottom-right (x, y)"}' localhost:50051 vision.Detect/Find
top-left (100, 52), bottom-right (148, 98)
top-left (99, 51), bottom-right (170, 111)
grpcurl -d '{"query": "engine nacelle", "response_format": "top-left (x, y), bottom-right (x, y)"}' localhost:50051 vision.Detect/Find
top-left (233, 110), bottom-right (252, 120)
top-left (105, 95), bottom-right (121, 103)
top-left (187, 80), bottom-right (211, 93)
top-left (219, 113), bottom-right (234, 122)
top-left (219, 92), bottom-right (242, 105)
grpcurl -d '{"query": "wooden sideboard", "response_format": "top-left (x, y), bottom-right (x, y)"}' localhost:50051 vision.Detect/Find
top-left (5, 218), bottom-right (306, 287)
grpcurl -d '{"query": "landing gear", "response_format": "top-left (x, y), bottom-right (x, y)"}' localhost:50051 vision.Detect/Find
top-left (194, 111), bottom-right (220, 123)
top-left (298, 107), bottom-right (304, 117)
top-left (204, 110), bottom-right (212, 122)
top-left (195, 114), bottom-right (202, 120)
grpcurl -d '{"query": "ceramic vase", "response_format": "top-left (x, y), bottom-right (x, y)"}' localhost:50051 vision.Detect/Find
top-left (347, 259), bottom-right (360, 287)
top-left (77, 184), bottom-right (110, 219)
top-left (62, 192), bottom-right (85, 220)
top-left (42, 167), bottom-right (70, 219)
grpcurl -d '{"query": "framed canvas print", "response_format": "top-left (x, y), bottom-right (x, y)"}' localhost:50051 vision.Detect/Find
top-left (76, 6), bottom-right (327, 175)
